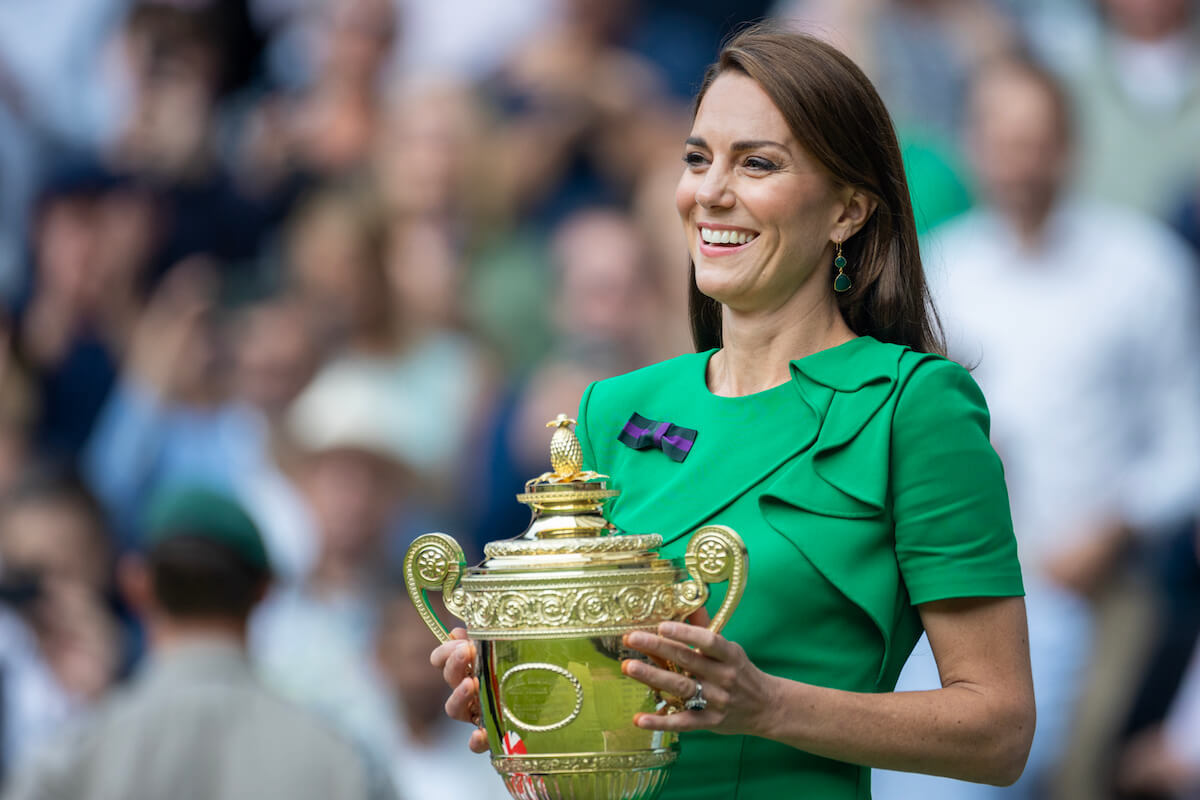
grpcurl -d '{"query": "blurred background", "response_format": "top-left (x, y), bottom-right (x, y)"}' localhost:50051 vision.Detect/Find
top-left (0, 0), bottom-right (1198, 798)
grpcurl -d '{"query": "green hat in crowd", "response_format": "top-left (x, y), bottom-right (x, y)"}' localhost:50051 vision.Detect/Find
top-left (144, 486), bottom-right (271, 573)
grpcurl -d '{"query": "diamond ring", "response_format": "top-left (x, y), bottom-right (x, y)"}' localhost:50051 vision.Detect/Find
top-left (683, 681), bottom-right (708, 711)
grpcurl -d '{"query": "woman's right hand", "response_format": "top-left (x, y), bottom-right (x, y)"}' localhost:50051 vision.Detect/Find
top-left (430, 627), bottom-right (488, 753)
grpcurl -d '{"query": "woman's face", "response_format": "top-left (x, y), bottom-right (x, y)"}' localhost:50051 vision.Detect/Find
top-left (675, 72), bottom-right (848, 315)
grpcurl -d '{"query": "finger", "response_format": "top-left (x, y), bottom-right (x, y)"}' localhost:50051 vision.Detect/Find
top-left (656, 621), bottom-right (736, 662)
top-left (623, 631), bottom-right (710, 674)
top-left (685, 607), bottom-right (712, 627)
top-left (429, 629), bottom-right (470, 668)
top-left (621, 658), bottom-right (696, 700)
top-left (469, 727), bottom-right (489, 754)
top-left (633, 709), bottom-right (717, 733)
top-left (445, 676), bottom-right (480, 723)
top-left (434, 640), bottom-right (476, 686)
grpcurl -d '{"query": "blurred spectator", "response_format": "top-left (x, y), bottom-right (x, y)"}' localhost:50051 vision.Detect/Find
top-left (900, 133), bottom-right (974, 235)
top-left (284, 181), bottom-right (492, 483)
top-left (83, 261), bottom-right (242, 545)
top-left (0, 0), bottom-right (129, 149)
top-left (996, 0), bottom-right (1102, 76)
top-left (236, 0), bottom-right (396, 201)
top-left (280, 0), bottom-right (395, 175)
top-left (224, 297), bottom-right (322, 581)
top-left (1068, 0), bottom-right (1200, 219)
top-left (374, 593), bottom-right (510, 800)
top-left (776, 1), bottom-right (985, 233)
top-left (1116, 527), bottom-right (1200, 799)
top-left (251, 364), bottom-right (420, 766)
top-left (284, 183), bottom-right (393, 352)
top-left (0, 324), bottom-right (36, 497)
top-left (630, 138), bottom-right (695, 362)
top-left (482, 0), bottom-right (679, 227)
top-left (83, 267), bottom-right (323, 570)
top-left (1173, 178), bottom-right (1200, 259)
top-left (9, 161), bottom-right (157, 460)
top-left (0, 468), bottom-right (124, 778)
top-left (2, 485), bottom-right (395, 800)
top-left (111, 4), bottom-right (275, 271)
top-left (777, 0), bottom-right (1017, 142)
top-left (468, 207), bottom-right (659, 548)
top-left (1119, 600), bottom-right (1200, 797)
top-left (374, 81), bottom-right (482, 223)
top-left (875, 56), bottom-right (1200, 799)
top-left (391, 0), bottom-right (557, 83)
top-left (0, 0), bottom-right (131, 303)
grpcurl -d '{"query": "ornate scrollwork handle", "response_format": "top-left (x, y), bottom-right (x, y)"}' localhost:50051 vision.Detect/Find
top-left (403, 533), bottom-right (467, 643)
top-left (674, 525), bottom-right (748, 635)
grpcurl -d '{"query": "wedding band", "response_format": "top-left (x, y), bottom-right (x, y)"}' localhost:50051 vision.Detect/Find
top-left (683, 681), bottom-right (708, 711)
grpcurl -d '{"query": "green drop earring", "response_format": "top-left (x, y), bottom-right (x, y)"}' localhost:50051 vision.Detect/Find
top-left (833, 240), bottom-right (852, 293)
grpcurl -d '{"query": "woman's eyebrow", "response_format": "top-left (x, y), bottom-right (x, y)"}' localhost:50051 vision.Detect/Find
top-left (684, 136), bottom-right (788, 152)
top-left (731, 139), bottom-right (788, 152)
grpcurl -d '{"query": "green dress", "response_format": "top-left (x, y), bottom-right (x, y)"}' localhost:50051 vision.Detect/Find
top-left (575, 336), bottom-right (1024, 800)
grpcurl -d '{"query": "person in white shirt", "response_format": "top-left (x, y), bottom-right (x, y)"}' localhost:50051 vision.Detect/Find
top-left (874, 55), bottom-right (1200, 799)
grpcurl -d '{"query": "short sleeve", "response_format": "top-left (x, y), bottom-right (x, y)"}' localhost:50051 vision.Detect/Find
top-left (891, 358), bottom-right (1024, 604)
top-left (576, 381), bottom-right (599, 473)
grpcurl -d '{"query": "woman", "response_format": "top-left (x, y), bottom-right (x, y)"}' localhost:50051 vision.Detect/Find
top-left (434, 26), bottom-right (1034, 798)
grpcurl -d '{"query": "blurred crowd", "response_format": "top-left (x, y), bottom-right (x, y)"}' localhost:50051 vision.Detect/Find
top-left (0, 0), bottom-right (1197, 798)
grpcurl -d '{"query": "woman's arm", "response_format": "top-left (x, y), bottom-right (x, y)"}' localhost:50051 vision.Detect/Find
top-left (623, 594), bottom-right (1034, 785)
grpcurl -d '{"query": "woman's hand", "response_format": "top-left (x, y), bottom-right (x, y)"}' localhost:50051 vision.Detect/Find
top-left (430, 627), bottom-right (489, 753)
top-left (621, 620), bottom-right (780, 736)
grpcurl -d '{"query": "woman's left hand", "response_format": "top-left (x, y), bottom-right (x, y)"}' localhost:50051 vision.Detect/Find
top-left (621, 620), bottom-right (779, 736)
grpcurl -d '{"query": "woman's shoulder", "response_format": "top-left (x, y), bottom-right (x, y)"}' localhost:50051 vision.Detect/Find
top-left (585, 351), bottom-right (711, 409)
top-left (894, 348), bottom-right (987, 414)
top-left (789, 336), bottom-right (977, 400)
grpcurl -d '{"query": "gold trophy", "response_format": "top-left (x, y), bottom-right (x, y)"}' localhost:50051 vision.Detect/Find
top-left (404, 415), bottom-right (747, 800)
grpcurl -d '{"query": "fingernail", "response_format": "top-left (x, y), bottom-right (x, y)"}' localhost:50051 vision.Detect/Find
top-left (659, 622), bottom-right (678, 636)
top-left (626, 631), bottom-right (648, 647)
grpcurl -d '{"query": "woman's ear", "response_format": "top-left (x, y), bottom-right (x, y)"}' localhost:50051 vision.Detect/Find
top-left (833, 189), bottom-right (878, 241)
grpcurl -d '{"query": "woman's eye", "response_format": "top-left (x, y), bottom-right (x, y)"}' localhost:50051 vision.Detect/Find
top-left (745, 156), bottom-right (778, 171)
top-left (683, 152), bottom-right (707, 167)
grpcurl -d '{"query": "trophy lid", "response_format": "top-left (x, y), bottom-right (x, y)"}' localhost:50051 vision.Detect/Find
top-left (479, 415), bottom-right (663, 566)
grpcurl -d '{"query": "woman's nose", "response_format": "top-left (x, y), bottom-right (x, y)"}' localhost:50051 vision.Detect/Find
top-left (695, 166), bottom-right (734, 209)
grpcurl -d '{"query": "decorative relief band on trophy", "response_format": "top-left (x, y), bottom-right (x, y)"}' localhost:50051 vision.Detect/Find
top-left (403, 414), bottom-right (748, 800)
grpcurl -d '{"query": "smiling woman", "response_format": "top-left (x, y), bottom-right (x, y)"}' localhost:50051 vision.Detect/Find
top-left (433, 24), bottom-right (1033, 800)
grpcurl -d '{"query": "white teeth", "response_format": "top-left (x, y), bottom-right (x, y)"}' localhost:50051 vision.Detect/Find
top-left (699, 227), bottom-right (758, 245)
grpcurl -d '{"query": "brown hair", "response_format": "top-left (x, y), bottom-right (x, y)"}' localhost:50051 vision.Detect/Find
top-left (149, 536), bottom-right (268, 620)
top-left (687, 26), bottom-right (943, 355)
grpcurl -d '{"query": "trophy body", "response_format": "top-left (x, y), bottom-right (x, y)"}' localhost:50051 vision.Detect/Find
top-left (405, 417), bottom-right (747, 800)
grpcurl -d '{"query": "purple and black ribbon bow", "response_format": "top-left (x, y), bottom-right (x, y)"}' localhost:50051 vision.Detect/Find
top-left (618, 413), bottom-right (698, 463)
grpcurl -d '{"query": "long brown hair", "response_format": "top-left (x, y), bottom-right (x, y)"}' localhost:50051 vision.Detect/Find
top-left (687, 26), bottom-right (944, 355)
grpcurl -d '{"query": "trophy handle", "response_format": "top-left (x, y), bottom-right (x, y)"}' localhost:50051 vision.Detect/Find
top-left (674, 525), bottom-right (748, 635)
top-left (403, 533), bottom-right (468, 644)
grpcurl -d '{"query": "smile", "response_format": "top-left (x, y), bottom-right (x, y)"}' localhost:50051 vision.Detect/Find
top-left (699, 226), bottom-right (759, 245)
top-left (697, 225), bottom-right (759, 257)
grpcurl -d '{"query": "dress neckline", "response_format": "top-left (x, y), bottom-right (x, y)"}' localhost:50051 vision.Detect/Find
top-left (697, 337), bottom-right (865, 401)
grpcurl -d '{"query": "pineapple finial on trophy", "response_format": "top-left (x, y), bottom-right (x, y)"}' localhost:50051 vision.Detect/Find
top-left (525, 414), bottom-right (609, 487)
top-left (547, 414), bottom-right (582, 479)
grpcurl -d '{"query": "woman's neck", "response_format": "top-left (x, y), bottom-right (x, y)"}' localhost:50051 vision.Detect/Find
top-left (710, 293), bottom-right (855, 397)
